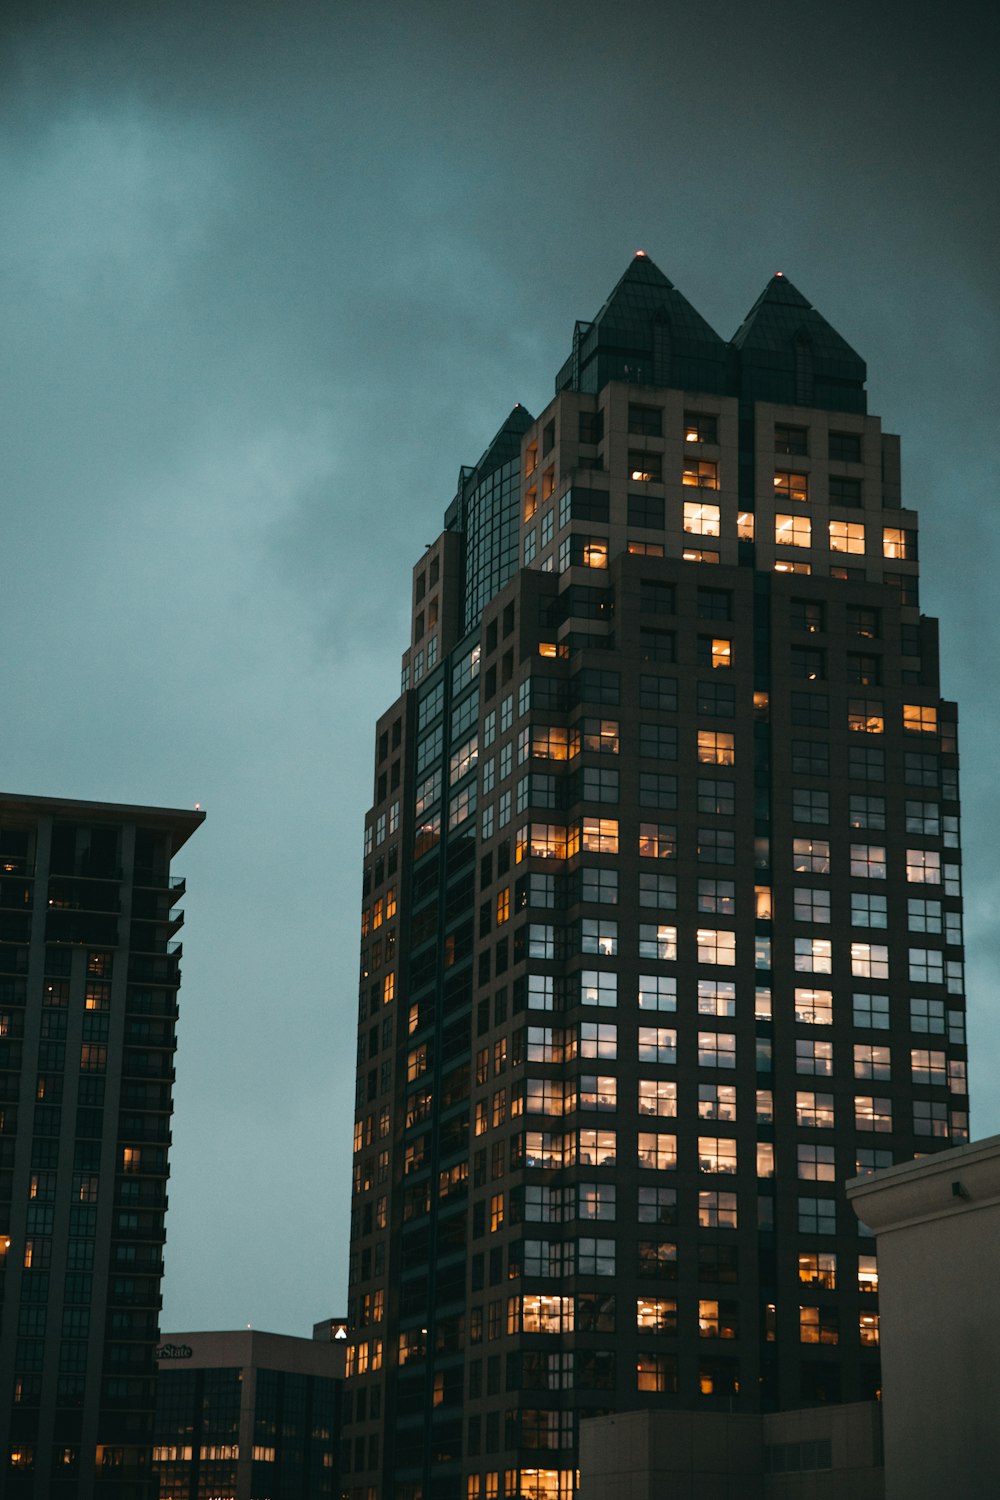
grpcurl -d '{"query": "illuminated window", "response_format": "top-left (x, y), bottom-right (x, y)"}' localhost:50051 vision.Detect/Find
top-left (702, 637), bottom-right (732, 669)
top-left (796, 1090), bottom-right (835, 1128)
top-left (121, 1147), bottom-right (141, 1174)
top-left (857, 1044), bottom-right (893, 1080)
top-left (636, 1354), bottom-right (675, 1392)
top-left (829, 520), bottom-right (865, 554)
top-left (792, 838), bottom-right (830, 873)
top-left (581, 818), bottom-right (618, 854)
top-left (774, 470), bottom-right (808, 501)
top-left (775, 513), bottom-right (811, 547)
top-left (911, 1047), bottom-right (947, 1084)
top-left (859, 1312), bottom-right (880, 1346)
top-left (799, 1251), bottom-right (836, 1288)
top-left (850, 843), bottom-right (886, 878)
top-left (698, 1136), bottom-right (737, 1173)
top-left (698, 1190), bottom-right (737, 1227)
top-left (683, 501), bottom-right (721, 536)
top-left (798, 1144), bottom-right (837, 1181)
top-left (794, 937), bottom-right (832, 973)
top-left (903, 704), bottom-right (938, 735)
top-left (906, 849), bottom-right (940, 884)
top-left (855, 1095), bottom-right (892, 1132)
top-left (858, 1254), bottom-right (879, 1292)
top-left (799, 1306), bottom-right (838, 1344)
top-left (638, 823), bottom-right (676, 859)
top-left (637, 1026), bottom-right (676, 1063)
top-left (696, 929), bottom-right (736, 966)
top-left (636, 1297), bottom-right (677, 1332)
top-left (685, 412), bottom-right (718, 444)
top-left (629, 452), bottom-right (662, 483)
top-left (682, 458), bottom-right (719, 489)
top-left (637, 1079), bottom-right (677, 1117)
top-left (794, 988), bottom-right (833, 1024)
top-left (637, 1132), bottom-right (677, 1170)
top-left (696, 1300), bottom-right (739, 1343)
top-left (697, 1083), bottom-right (736, 1120)
top-left (638, 975), bottom-right (677, 1011)
top-left (883, 527), bottom-right (916, 560)
top-left (847, 699), bottom-right (884, 733)
top-left (697, 730), bottom-right (735, 765)
top-left (796, 1039), bottom-right (833, 1076)
top-left (698, 1032), bottom-right (736, 1068)
top-left (851, 943), bottom-right (889, 979)
top-left (737, 512), bottom-right (754, 540)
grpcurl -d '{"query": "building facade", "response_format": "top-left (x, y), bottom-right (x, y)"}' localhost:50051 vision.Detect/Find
top-left (846, 1134), bottom-right (1000, 1499)
top-left (0, 793), bottom-right (203, 1498)
top-left (152, 1326), bottom-right (344, 1499)
top-left (343, 256), bottom-right (968, 1500)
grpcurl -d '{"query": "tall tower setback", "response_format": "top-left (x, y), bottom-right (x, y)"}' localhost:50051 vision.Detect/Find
top-left (343, 256), bottom-right (967, 1500)
top-left (0, 793), bottom-right (203, 1500)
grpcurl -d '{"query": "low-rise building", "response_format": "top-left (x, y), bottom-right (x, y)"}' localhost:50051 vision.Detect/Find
top-left (153, 1325), bottom-right (344, 1499)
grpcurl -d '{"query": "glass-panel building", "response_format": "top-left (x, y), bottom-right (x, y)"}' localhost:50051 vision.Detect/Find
top-left (342, 255), bottom-right (967, 1500)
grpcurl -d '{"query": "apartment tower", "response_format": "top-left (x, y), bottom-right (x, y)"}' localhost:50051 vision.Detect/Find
top-left (343, 256), bottom-right (967, 1500)
top-left (0, 793), bottom-right (203, 1498)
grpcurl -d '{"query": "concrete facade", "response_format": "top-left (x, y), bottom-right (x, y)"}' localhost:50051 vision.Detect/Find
top-left (846, 1135), bottom-right (1000, 1499)
top-left (578, 1403), bottom-right (884, 1499)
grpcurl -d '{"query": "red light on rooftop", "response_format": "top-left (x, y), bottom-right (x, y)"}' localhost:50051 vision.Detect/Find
top-left (635, 249), bottom-right (647, 257)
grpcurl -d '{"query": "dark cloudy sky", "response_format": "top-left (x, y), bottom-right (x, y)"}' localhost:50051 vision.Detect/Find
top-left (2, 1), bottom-right (997, 1335)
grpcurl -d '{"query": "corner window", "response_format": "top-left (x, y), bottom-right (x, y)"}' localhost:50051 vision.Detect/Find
top-left (774, 470), bottom-right (808, 502)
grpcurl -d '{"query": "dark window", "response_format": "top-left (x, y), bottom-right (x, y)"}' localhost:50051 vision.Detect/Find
top-left (904, 752), bottom-right (938, 788)
top-left (640, 724), bottom-right (678, 760)
top-left (697, 779), bottom-right (735, 816)
top-left (639, 675), bottom-right (678, 712)
top-left (628, 494), bottom-right (665, 529)
top-left (697, 588), bottom-right (732, 621)
top-left (639, 774), bottom-right (677, 810)
top-left (561, 488), bottom-right (610, 525)
top-left (579, 410), bottom-right (603, 444)
top-left (790, 599), bottom-right (824, 633)
top-left (829, 475), bottom-right (862, 507)
top-left (790, 647), bottom-right (825, 681)
top-left (542, 420), bottom-right (555, 456)
top-left (791, 740), bottom-right (829, 775)
top-left (791, 693), bottom-right (828, 728)
top-left (639, 629), bottom-right (676, 664)
top-left (639, 580), bottom-right (675, 614)
top-left (628, 405), bottom-right (663, 437)
top-left (572, 670), bottom-right (620, 706)
top-left (775, 424), bottom-right (808, 456)
top-left (848, 746), bottom-right (885, 782)
top-left (847, 606), bottom-right (880, 639)
top-left (829, 432), bottom-right (862, 462)
top-left (696, 682), bottom-right (735, 717)
top-left (697, 828), bottom-right (736, 865)
top-left (848, 654), bottom-right (881, 686)
top-left (884, 572), bottom-right (918, 606)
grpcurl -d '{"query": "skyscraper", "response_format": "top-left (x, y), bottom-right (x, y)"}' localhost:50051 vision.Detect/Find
top-left (343, 256), bottom-right (968, 1500)
top-left (0, 792), bottom-right (203, 1499)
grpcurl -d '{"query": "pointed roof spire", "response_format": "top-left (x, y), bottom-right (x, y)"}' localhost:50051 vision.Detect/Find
top-left (555, 253), bottom-right (729, 397)
top-left (732, 273), bottom-right (867, 413)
